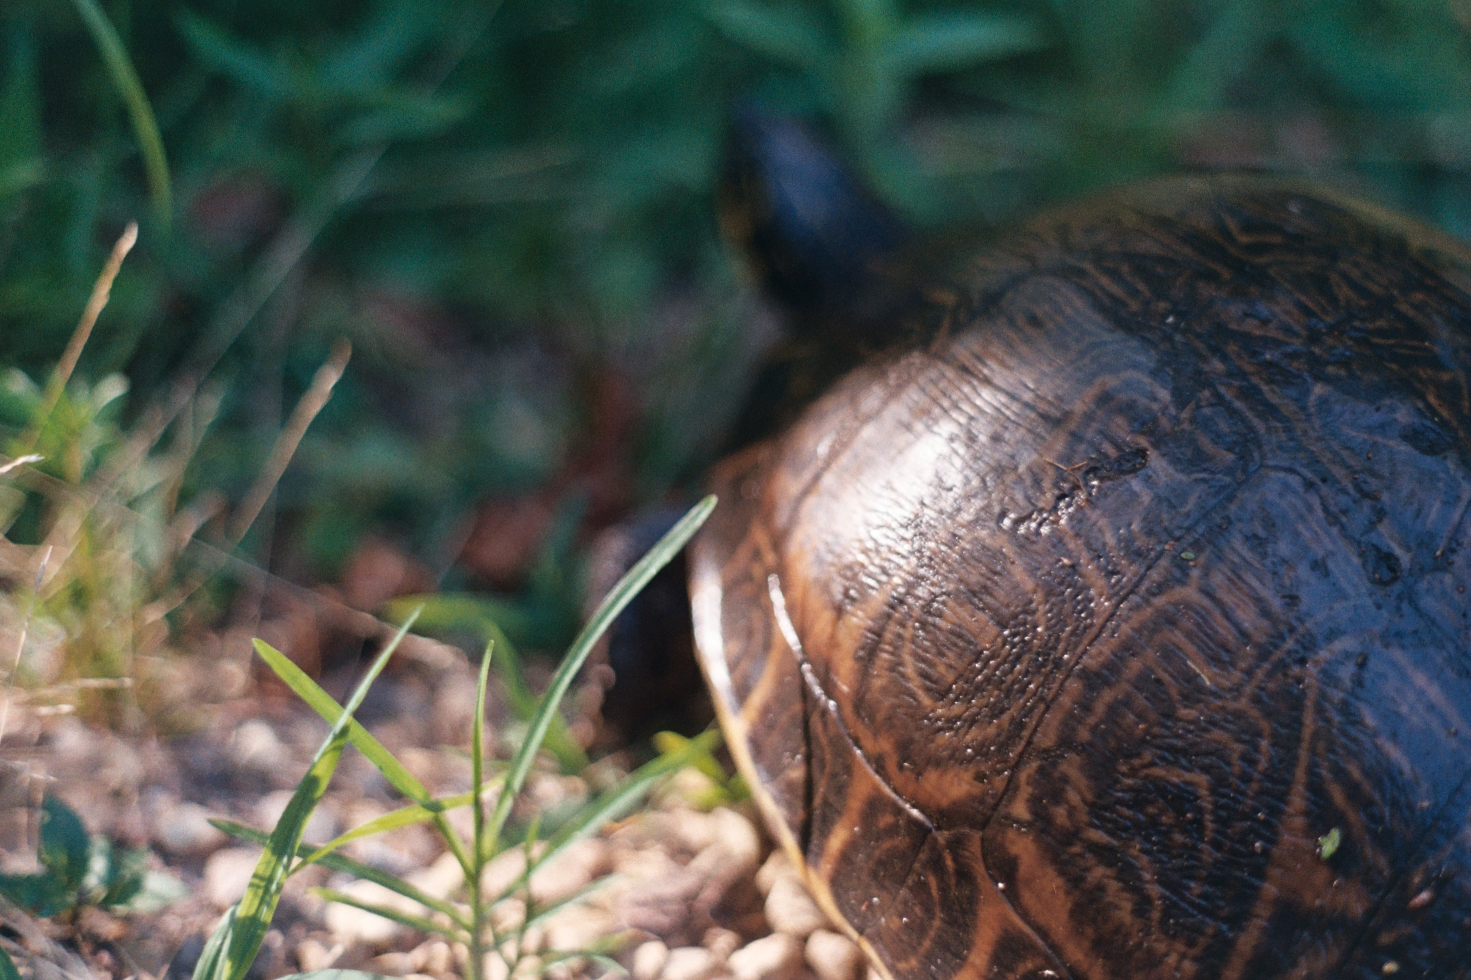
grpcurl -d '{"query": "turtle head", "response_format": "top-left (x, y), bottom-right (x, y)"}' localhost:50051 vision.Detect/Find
top-left (720, 105), bottom-right (909, 345)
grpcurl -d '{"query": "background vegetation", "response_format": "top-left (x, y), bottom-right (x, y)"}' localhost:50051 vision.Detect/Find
top-left (5, 0), bottom-right (1471, 666)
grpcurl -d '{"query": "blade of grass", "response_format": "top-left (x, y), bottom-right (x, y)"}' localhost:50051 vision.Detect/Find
top-left (469, 639), bottom-right (494, 980)
top-left (211, 820), bottom-right (469, 927)
top-left (68, 0), bottom-right (171, 221)
top-left (309, 888), bottom-right (463, 941)
top-left (190, 905), bottom-right (237, 980)
top-left (501, 730), bottom-right (719, 902)
top-left (221, 614), bottom-right (418, 980)
top-left (521, 872), bottom-right (619, 933)
top-left (482, 495), bottom-right (715, 857)
top-left (252, 630), bottom-right (476, 879)
top-left (300, 789), bottom-right (482, 866)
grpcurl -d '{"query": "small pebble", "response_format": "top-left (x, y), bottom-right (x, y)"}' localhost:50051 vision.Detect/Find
top-left (203, 847), bottom-right (261, 910)
top-left (153, 801), bottom-right (227, 857)
top-left (632, 941), bottom-right (670, 980)
top-left (709, 808), bottom-right (760, 873)
top-left (756, 850), bottom-right (791, 895)
top-left (294, 939), bottom-right (344, 973)
top-left (704, 927), bottom-right (742, 961)
top-left (728, 933), bottom-right (802, 980)
top-left (323, 880), bottom-right (413, 945)
top-left (229, 719), bottom-right (286, 772)
top-left (662, 946), bottom-right (717, 980)
top-left (530, 838), bottom-right (609, 905)
top-left (766, 874), bottom-right (828, 936)
top-left (806, 929), bottom-right (862, 980)
top-left (415, 940), bottom-right (454, 975)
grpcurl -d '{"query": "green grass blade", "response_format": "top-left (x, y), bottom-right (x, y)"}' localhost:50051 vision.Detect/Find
top-left (310, 887), bottom-right (463, 940)
top-left (522, 873), bottom-right (619, 932)
top-left (252, 613), bottom-right (476, 878)
top-left (251, 639), bottom-right (431, 803)
top-left (223, 617), bottom-right (415, 980)
top-left (224, 729), bottom-right (349, 980)
top-left (301, 789), bottom-right (480, 866)
top-left (190, 905), bottom-right (236, 980)
top-left (211, 820), bottom-right (469, 927)
top-left (69, 0), bottom-right (172, 222)
top-left (884, 13), bottom-right (1044, 76)
top-left (274, 972), bottom-right (399, 980)
top-left (501, 730), bottom-right (719, 902)
top-left (471, 638), bottom-right (492, 870)
top-left (391, 597), bottom-right (587, 772)
top-left (483, 496), bottom-right (715, 856)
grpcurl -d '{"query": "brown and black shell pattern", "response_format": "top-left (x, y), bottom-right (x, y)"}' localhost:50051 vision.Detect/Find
top-left (689, 178), bottom-right (1471, 980)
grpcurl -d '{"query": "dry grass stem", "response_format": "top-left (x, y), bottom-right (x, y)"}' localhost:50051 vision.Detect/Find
top-left (0, 546), bottom-right (52, 745)
top-left (25, 222), bottom-right (138, 446)
top-left (227, 338), bottom-right (352, 543)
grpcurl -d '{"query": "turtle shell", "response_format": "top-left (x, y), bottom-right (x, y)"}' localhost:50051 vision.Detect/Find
top-left (689, 178), bottom-right (1471, 980)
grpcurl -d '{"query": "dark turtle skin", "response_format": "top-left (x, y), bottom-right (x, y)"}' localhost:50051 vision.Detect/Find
top-left (689, 177), bottom-right (1471, 980)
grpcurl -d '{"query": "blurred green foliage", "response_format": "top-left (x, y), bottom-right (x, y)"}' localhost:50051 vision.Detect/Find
top-left (3, 0), bottom-right (1471, 613)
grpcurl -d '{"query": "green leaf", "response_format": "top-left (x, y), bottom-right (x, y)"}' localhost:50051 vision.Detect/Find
top-left (70, 0), bottom-right (172, 221)
top-left (0, 871), bottom-right (70, 918)
top-left (704, 1), bottom-right (833, 73)
top-left (175, 11), bottom-right (305, 105)
top-left (191, 905), bottom-right (236, 980)
top-left (394, 596), bottom-right (588, 772)
top-left (251, 639), bottom-right (433, 804)
top-left (272, 970), bottom-right (399, 980)
top-left (300, 789), bottom-right (481, 867)
top-left (883, 13), bottom-right (1044, 76)
top-left (38, 795), bottom-right (90, 895)
top-left (309, 887), bottom-right (462, 941)
top-left (502, 730), bottom-right (721, 905)
top-left (211, 819), bottom-right (470, 927)
top-left (0, 27), bottom-right (42, 176)
top-left (385, 593), bottom-right (533, 648)
top-left (483, 496), bottom-right (716, 857)
top-left (220, 615), bottom-right (419, 980)
top-left (0, 946), bottom-right (20, 980)
top-left (251, 617), bottom-right (477, 879)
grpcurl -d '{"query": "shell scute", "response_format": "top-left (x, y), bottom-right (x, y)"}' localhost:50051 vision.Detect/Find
top-left (690, 180), bottom-right (1471, 979)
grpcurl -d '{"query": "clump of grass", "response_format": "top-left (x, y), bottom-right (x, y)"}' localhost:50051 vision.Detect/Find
top-left (199, 496), bottom-right (717, 980)
top-left (0, 222), bottom-right (353, 728)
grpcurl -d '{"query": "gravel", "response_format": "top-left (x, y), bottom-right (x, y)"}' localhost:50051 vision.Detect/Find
top-left (0, 640), bottom-right (860, 980)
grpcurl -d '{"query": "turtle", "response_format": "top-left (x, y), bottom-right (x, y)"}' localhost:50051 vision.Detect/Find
top-left (683, 176), bottom-right (1471, 980)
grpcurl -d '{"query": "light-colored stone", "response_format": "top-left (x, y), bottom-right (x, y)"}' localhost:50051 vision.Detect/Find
top-left (672, 808), bottom-right (720, 853)
top-left (255, 789), bottom-right (337, 844)
top-left (632, 940), bottom-right (669, 980)
top-left (414, 940), bottom-right (454, 975)
top-left (728, 933), bottom-right (802, 980)
top-left (755, 850), bottom-right (791, 895)
top-left (407, 849), bottom-right (465, 897)
top-left (662, 946), bottom-right (717, 980)
top-left (806, 930), bottom-right (862, 980)
top-left (323, 880), bottom-right (411, 945)
top-left (230, 719), bottom-right (286, 772)
top-left (766, 875), bottom-right (827, 937)
top-left (529, 838), bottom-right (610, 905)
top-left (295, 939), bottom-right (345, 973)
top-left (708, 808), bottom-right (760, 873)
top-left (704, 927), bottom-right (741, 961)
top-left (203, 847), bottom-right (260, 909)
top-left (153, 800), bottom-right (226, 857)
top-left (540, 904), bottom-right (620, 953)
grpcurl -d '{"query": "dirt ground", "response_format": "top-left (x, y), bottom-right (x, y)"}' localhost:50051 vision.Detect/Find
top-left (0, 627), bottom-right (867, 980)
